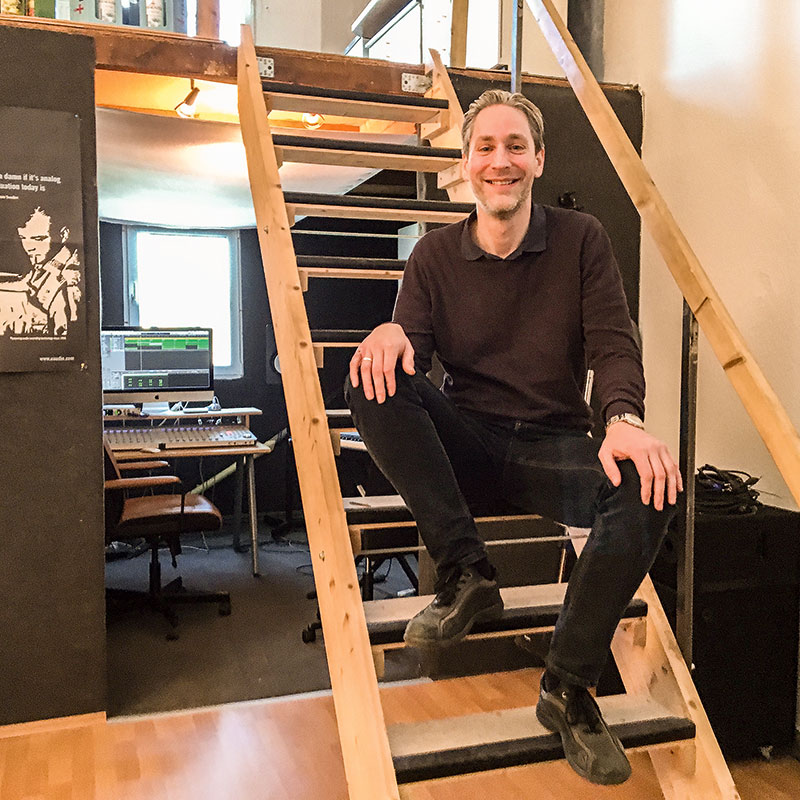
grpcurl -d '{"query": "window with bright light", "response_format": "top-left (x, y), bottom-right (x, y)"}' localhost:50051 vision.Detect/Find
top-left (125, 228), bottom-right (243, 379)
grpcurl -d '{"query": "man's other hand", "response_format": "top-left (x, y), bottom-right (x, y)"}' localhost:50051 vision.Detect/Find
top-left (349, 322), bottom-right (415, 403)
top-left (598, 422), bottom-right (683, 511)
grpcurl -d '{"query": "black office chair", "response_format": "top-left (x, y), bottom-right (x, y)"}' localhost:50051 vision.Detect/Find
top-left (104, 440), bottom-right (231, 638)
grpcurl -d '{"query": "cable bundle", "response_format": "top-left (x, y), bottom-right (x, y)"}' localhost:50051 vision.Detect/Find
top-left (694, 464), bottom-right (761, 515)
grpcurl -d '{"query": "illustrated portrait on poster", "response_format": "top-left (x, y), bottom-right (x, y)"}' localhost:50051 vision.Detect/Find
top-left (0, 106), bottom-right (86, 372)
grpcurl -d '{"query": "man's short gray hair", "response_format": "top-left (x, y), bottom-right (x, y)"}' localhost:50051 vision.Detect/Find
top-left (462, 89), bottom-right (545, 154)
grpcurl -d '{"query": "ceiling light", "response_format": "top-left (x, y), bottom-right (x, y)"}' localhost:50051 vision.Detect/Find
top-left (301, 112), bottom-right (324, 130)
top-left (175, 80), bottom-right (200, 119)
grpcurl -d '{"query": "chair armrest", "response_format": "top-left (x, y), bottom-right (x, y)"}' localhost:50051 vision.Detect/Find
top-left (105, 475), bottom-right (181, 491)
top-left (117, 460), bottom-right (170, 471)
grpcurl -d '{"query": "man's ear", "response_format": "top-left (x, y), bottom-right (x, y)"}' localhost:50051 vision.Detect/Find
top-left (60, 226), bottom-right (70, 243)
top-left (535, 146), bottom-right (545, 178)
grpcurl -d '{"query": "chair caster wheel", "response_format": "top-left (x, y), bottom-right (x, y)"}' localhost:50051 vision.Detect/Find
top-left (302, 627), bottom-right (316, 643)
top-left (219, 601), bottom-right (232, 616)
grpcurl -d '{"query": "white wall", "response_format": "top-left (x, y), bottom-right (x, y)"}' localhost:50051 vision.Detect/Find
top-left (602, 0), bottom-right (800, 738)
top-left (253, 0), bottom-right (323, 51)
top-left (599, 0), bottom-right (800, 512)
top-left (321, 0), bottom-right (367, 53)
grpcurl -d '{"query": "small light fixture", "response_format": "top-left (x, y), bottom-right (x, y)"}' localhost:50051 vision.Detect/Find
top-left (175, 79), bottom-right (200, 119)
top-left (301, 112), bottom-right (324, 130)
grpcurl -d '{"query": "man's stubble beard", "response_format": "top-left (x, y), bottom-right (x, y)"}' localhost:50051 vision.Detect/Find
top-left (479, 183), bottom-right (532, 221)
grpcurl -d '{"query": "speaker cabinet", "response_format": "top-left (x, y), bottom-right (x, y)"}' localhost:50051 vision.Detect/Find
top-left (652, 505), bottom-right (800, 756)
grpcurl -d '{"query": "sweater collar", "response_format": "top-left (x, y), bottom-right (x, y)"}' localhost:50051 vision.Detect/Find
top-left (460, 204), bottom-right (547, 261)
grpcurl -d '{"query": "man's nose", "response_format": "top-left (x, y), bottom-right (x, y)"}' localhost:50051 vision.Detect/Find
top-left (490, 146), bottom-right (511, 167)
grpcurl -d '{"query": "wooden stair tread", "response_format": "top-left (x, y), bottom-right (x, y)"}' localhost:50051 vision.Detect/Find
top-left (296, 255), bottom-right (406, 269)
top-left (286, 198), bottom-right (471, 224)
top-left (284, 191), bottom-right (473, 213)
top-left (342, 494), bottom-right (547, 524)
top-left (389, 694), bottom-right (695, 784)
top-left (326, 408), bottom-right (353, 428)
top-left (272, 134), bottom-right (460, 158)
top-left (263, 80), bottom-right (447, 123)
top-left (263, 80), bottom-right (448, 108)
top-left (272, 134), bottom-right (460, 172)
top-left (365, 583), bottom-right (648, 645)
top-left (311, 329), bottom-right (371, 343)
top-left (301, 268), bottom-right (404, 282)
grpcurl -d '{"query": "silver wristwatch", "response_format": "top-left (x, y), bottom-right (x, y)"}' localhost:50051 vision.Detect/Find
top-left (605, 413), bottom-right (644, 431)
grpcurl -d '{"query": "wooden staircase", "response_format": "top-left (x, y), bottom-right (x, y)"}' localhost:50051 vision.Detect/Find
top-left (236, 19), bottom-right (738, 800)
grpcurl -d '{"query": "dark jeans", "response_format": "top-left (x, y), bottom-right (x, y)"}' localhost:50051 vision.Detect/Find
top-left (345, 369), bottom-right (675, 688)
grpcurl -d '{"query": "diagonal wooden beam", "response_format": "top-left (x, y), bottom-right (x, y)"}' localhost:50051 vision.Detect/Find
top-left (527, 0), bottom-right (800, 508)
top-left (237, 25), bottom-right (399, 800)
top-left (424, 48), bottom-right (475, 203)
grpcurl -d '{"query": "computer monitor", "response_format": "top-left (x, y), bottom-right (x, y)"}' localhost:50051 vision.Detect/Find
top-left (101, 327), bottom-right (214, 408)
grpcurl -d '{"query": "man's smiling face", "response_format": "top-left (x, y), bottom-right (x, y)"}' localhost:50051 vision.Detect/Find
top-left (462, 103), bottom-right (545, 220)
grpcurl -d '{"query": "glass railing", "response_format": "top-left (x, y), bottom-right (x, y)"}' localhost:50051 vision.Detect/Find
top-left (346, 0), bottom-right (500, 69)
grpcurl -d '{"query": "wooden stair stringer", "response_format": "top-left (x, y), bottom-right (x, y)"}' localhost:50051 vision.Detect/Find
top-left (611, 577), bottom-right (740, 800)
top-left (424, 48), bottom-right (473, 204)
top-left (569, 530), bottom-right (736, 799)
top-left (237, 25), bottom-right (400, 800)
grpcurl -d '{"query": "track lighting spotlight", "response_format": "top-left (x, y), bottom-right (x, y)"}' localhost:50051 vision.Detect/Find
top-left (175, 80), bottom-right (200, 119)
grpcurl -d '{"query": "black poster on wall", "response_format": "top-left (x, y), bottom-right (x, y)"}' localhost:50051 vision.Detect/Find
top-left (0, 106), bottom-right (86, 372)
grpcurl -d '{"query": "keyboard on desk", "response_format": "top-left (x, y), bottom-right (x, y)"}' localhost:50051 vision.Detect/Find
top-left (339, 431), bottom-right (366, 451)
top-left (106, 424), bottom-right (258, 451)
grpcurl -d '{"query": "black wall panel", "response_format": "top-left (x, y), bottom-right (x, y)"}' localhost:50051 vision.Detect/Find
top-left (652, 506), bottom-right (800, 756)
top-left (0, 27), bottom-right (105, 723)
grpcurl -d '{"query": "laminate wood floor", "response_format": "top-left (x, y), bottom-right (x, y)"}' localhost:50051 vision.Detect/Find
top-left (1, 669), bottom-right (798, 799)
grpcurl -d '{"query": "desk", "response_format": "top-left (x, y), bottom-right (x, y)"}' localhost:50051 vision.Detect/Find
top-left (107, 407), bottom-right (270, 576)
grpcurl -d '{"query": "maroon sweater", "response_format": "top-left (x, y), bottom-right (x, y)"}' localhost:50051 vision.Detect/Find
top-left (393, 205), bottom-right (644, 431)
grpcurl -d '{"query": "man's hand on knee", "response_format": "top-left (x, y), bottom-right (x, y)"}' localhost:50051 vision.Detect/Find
top-left (598, 421), bottom-right (683, 511)
top-left (349, 322), bottom-right (415, 403)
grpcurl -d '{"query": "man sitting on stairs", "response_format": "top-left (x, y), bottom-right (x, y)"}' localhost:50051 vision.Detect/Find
top-left (345, 89), bottom-right (682, 786)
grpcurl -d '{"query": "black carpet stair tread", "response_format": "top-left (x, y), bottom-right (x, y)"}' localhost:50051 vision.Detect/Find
top-left (296, 255), bottom-right (406, 270)
top-left (311, 329), bottom-right (371, 343)
top-left (364, 583), bottom-right (648, 646)
top-left (343, 494), bottom-right (417, 524)
top-left (284, 191), bottom-right (473, 213)
top-left (272, 134), bottom-right (461, 159)
top-left (388, 694), bottom-right (695, 784)
top-left (262, 80), bottom-right (448, 109)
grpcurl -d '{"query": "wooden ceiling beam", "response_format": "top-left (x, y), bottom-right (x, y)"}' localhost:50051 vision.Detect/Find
top-left (0, 16), bottom-right (426, 94)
